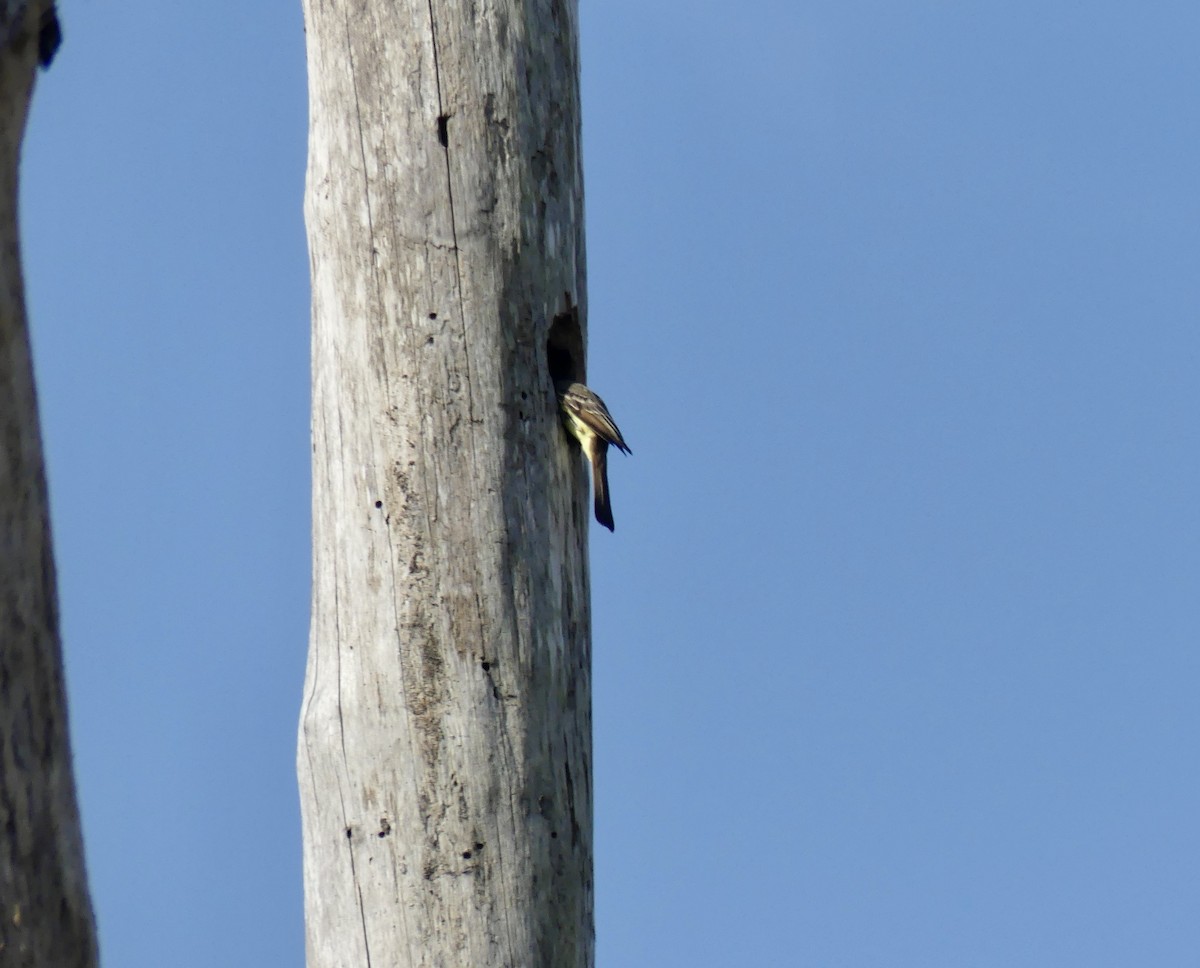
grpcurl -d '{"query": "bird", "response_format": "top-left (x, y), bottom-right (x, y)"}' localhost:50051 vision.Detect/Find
top-left (555, 379), bottom-right (631, 531)
top-left (38, 3), bottom-right (61, 68)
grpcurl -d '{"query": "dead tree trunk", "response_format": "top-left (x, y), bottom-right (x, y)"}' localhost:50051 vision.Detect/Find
top-left (0, 4), bottom-right (99, 967)
top-left (298, 1), bottom-right (594, 965)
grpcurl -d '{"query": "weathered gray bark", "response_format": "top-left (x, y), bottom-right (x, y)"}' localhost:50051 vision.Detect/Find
top-left (298, 1), bottom-right (594, 966)
top-left (0, 4), bottom-right (99, 967)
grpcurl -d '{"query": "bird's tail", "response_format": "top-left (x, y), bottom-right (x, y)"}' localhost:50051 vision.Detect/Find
top-left (591, 448), bottom-right (614, 531)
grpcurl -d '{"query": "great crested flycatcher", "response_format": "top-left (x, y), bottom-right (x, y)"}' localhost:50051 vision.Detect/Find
top-left (555, 380), bottom-right (631, 531)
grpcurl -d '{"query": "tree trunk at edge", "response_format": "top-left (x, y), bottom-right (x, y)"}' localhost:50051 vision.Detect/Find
top-left (0, 4), bottom-right (99, 966)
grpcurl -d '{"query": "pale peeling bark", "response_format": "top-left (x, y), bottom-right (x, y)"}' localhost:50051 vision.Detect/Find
top-left (298, 0), bottom-right (593, 965)
top-left (0, 4), bottom-right (98, 967)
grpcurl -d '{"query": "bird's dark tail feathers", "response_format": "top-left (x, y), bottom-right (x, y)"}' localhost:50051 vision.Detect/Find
top-left (592, 448), bottom-right (614, 531)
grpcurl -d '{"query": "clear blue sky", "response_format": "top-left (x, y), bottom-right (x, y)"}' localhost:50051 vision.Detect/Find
top-left (23, 2), bottom-right (1200, 965)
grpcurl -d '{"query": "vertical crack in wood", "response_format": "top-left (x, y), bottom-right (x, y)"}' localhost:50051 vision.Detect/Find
top-left (341, 785), bottom-right (375, 968)
top-left (425, 0), bottom-right (476, 434)
top-left (343, 10), bottom-right (378, 276)
top-left (424, 0), bottom-right (462, 291)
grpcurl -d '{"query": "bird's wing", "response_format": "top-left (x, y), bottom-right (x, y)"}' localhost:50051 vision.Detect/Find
top-left (560, 383), bottom-right (631, 454)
